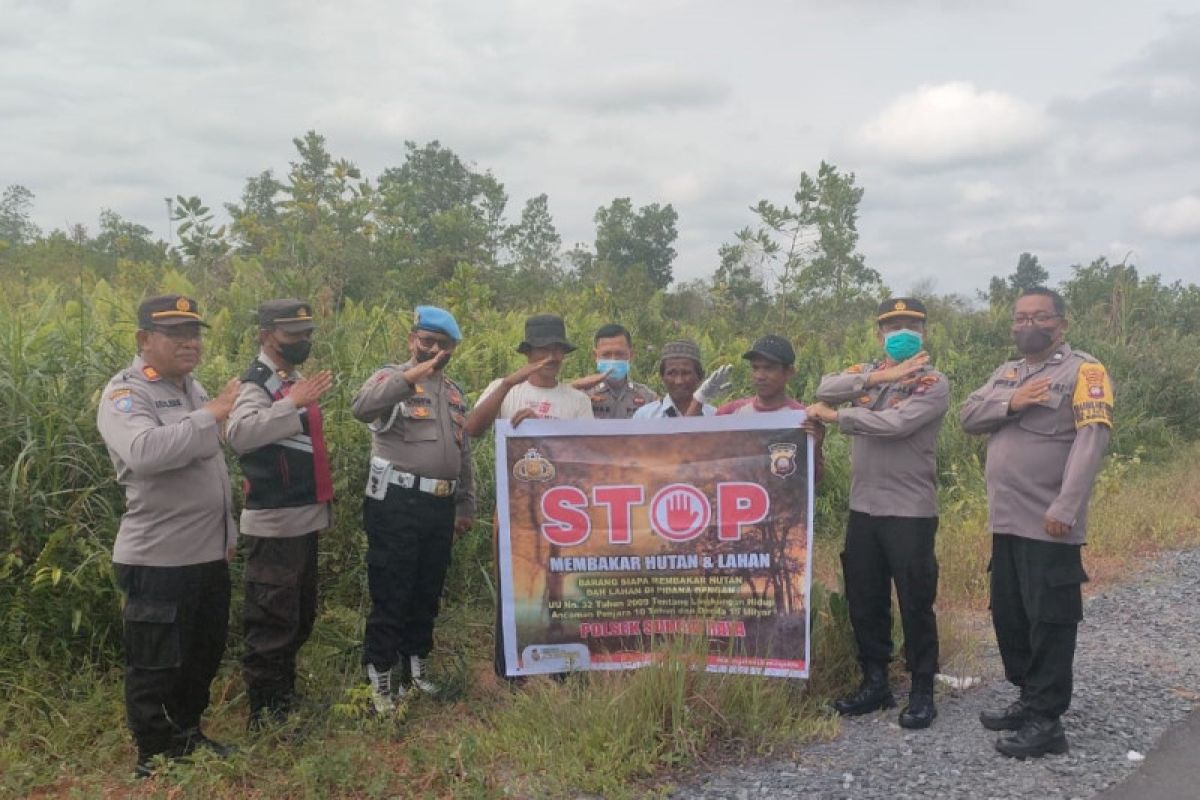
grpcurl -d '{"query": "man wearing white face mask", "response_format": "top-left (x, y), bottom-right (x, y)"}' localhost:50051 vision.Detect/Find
top-left (808, 297), bottom-right (950, 731)
top-left (572, 323), bottom-right (657, 419)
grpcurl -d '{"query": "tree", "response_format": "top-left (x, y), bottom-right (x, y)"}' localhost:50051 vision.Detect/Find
top-left (591, 197), bottom-right (678, 289)
top-left (504, 194), bottom-right (562, 277)
top-left (986, 252), bottom-right (1049, 308)
top-left (94, 210), bottom-right (163, 263)
top-left (0, 185), bottom-right (40, 246)
top-left (711, 226), bottom-right (770, 315)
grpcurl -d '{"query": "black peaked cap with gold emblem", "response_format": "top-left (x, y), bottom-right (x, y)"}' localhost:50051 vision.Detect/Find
top-left (138, 294), bottom-right (209, 329)
top-left (876, 297), bottom-right (928, 323)
top-left (258, 299), bottom-right (317, 332)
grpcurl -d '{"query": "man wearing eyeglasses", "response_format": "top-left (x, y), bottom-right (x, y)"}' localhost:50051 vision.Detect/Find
top-left (961, 286), bottom-right (1114, 759)
top-left (226, 300), bottom-right (334, 732)
top-left (96, 294), bottom-right (242, 777)
top-left (351, 306), bottom-right (475, 712)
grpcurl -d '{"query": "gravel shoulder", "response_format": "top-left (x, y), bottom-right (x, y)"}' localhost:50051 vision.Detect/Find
top-left (678, 548), bottom-right (1200, 799)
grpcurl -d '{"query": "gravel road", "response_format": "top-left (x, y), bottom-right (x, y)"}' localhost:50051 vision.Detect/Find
top-left (678, 548), bottom-right (1200, 799)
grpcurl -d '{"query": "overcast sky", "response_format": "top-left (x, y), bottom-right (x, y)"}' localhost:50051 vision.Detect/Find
top-left (3, 0), bottom-right (1198, 296)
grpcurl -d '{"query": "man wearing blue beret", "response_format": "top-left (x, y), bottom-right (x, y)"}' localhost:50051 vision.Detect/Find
top-left (351, 305), bottom-right (476, 712)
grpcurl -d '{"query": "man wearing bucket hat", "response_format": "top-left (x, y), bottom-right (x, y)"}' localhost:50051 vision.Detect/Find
top-left (465, 313), bottom-right (593, 435)
top-left (226, 299), bottom-right (335, 731)
top-left (807, 297), bottom-right (949, 730)
top-left (97, 294), bottom-right (242, 776)
top-left (632, 339), bottom-right (717, 419)
top-left (465, 314), bottom-right (593, 677)
top-left (351, 305), bottom-right (476, 712)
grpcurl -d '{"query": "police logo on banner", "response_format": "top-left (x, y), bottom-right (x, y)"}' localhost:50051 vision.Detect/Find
top-left (768, 442), bottom-right (797, 478)
top-left (513, 448), bottom-right (555, 482)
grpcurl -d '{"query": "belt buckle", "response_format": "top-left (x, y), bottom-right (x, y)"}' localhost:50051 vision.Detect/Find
top-left (432, 479), bottom-right (453, 497)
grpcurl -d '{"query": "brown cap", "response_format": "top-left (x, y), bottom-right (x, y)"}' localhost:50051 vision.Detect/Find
top-left (137, 294), bottom-right (208, 329)
top-left (657, 340), bottom-right (704, 376)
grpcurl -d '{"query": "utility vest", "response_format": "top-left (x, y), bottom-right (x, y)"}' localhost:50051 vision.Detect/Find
top-left (239, 359), bottom-right (334, 509)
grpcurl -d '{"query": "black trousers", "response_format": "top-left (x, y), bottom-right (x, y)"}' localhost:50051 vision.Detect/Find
top-left (114, 559), bottom-right (231, 757)
top-left (841, 511), bottom-right (939, 676)
top-left (241, 531), bottom-right (318, 710)
top-left (990, 534), bottom-right (1087, 719)
top-left (362, 487), bottom-right (455, 669)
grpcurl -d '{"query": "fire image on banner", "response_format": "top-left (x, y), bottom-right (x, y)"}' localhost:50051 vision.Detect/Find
top-left (494, 413), bottom-right (815, 678)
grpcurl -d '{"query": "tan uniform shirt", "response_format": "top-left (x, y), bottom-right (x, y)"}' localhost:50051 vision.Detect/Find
top-left (816, 363), bottom-right (950, 518)
top-left (959, 343), bottom-right (1113, 545)
top-left (351, 359), bottom-right (476, 518)
top-left (97, 356), bottom-right (236, 566)
top-left (226, 350), bottom-right (332, 538)
top-left (585, 379), bottom-right (657, 419)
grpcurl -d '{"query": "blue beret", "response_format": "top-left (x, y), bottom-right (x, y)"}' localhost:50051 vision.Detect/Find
top-left (413, 305), bottom-right (462, 343)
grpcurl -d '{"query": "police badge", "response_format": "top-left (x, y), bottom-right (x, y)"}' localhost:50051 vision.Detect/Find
top-left (768, 442), bottom-right (797, 478)
top-left (513, 448), bottom-right (556, 482)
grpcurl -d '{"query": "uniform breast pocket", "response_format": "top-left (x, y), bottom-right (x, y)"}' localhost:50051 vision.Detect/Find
top-left (402, 417), bottom-right (439, 442)
top-left (1017, 391), bottom-right (1069, 436)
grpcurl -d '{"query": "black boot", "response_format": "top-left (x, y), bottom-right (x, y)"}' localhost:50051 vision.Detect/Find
top-left (899, 674), bottom-right (937, 729)
top-left (833, 662), bottom-right (895, 716)
top-left (980, 699), bottom-right (1031, 731)
top-left (995, 714), bottom-right (1069, 759)
top-left (134, 737), bottom-right (186, 779)
top-left (176, 726), bottom-right (237, 759)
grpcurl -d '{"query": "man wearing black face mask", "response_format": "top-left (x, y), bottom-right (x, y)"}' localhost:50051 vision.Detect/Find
top-left (227, 299), bottom-right (335, 732)
top-left (961, 287), bottom-right (1114, 759)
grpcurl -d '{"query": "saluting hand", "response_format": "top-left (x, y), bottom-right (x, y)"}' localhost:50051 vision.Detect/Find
top-left (288, 370), bottom-right (334, 407)
top-left (1009, 377), bottom-right (1052, 413)
top-left (571, 369), bottom-right (612, 391)
top-left (694, 363), bottom-right (734, 404)
top-left (504, 358), bottom-right (556, 389)
top-left (403, 351), bottom-right (452, 384)
top-left (205, 378), bottom-right (242, 423)
top-left (868, 351), bottom-right (930, 386)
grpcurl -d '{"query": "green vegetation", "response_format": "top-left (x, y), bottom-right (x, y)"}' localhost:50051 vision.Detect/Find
top-left (2, 133), bottom-right (1198, 796)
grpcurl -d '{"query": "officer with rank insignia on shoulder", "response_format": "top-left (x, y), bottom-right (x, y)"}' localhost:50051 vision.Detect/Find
top-left (351, 306), bottom-right (475, 713)
top-left (225, 299), bottom-right (334, 732)
top-left (96, 295), bottom-right (241, 777)
top-left (571, 323), bottom-right (657, 419)
top-left (807, 297), bottom-right (950, 730)
top-left (961, 286), bottom-right (1113, 759)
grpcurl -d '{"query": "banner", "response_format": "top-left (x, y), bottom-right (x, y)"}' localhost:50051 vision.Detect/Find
top-left (495, 413), bottom-right (814, 678)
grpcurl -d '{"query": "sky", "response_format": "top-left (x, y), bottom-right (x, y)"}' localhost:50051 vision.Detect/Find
top-left (3, 0), bottom-right (1198, 296)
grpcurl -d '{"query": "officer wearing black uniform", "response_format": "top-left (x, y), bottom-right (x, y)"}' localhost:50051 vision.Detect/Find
top-left (350, 306), bottom-right (475, 711)
top-left (961, 287), bottom-right (1113, 758)
top-left (96, 295), bottom-right (242, 776)
top-left (808, 298), bottom-right (950, 729)
top-left (226, 299), bottom-right (335, 730)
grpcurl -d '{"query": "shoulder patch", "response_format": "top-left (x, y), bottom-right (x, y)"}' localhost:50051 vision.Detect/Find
top-left (846, 363), bottom-right (863, 374)
top-left (1072, 362), bottom-right (1113, 428)
top-left (141, 365), bottom-right (161, 382)
top-left (109, 387), bottom-right (134, 413)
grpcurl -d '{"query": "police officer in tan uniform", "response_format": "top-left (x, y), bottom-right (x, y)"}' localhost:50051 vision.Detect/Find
top-left (96, 295), bottom-right (241, 776)
top-left (351, 306), bottom-right (475, 712)
top-left (808, 297), bottom-right (949, 730)
top-left (572, 323), bottom-right (657, 418)
top-left (226, 299), bottom-right (334, 731)
top-left (961, 286), bottom-right (1113, 759)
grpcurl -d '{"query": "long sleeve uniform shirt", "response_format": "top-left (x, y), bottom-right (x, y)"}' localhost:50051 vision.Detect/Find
top-left (225, 350), bottom-right (332, 538)
top-left (351, 360), bottom-right (476, 519)
top-left (959, 343), bottom-right (1113, 545)
top-left (816, 363), bottom-right (950, 518)
top-left (97, 355), bottom-right (236, 566)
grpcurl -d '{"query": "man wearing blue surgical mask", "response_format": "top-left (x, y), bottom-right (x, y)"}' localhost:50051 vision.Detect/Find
top-left (572, 323), bottom-right (657, 419)
top-left (807, 297), bottom-right (950, 731)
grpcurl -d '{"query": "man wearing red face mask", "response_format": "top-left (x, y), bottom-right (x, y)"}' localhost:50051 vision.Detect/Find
top-left (961, 287), bottom-right (1113, 759)
top-left (351, 306), bottom-right (476, 712)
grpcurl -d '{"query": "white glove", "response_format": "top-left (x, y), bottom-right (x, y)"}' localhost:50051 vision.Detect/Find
top-left (694, 364), bottom-right (733, 404)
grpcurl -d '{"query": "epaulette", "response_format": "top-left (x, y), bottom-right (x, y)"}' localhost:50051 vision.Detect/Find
top-left (242, 360), bottom-right (273, 383)
top-left (846, 363), bottom-right (864, 374)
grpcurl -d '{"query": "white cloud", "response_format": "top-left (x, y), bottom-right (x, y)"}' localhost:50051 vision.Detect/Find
top-left (1139, 195), bottom-right (1200, 239)
top-left (853, 82), bottom-right (1049, 170)
top-left (958, 180), bottom-right (1002, 207)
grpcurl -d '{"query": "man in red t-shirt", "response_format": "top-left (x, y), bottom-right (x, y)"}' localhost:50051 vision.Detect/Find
top-left (714, 334), bottom-right (824, 482)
